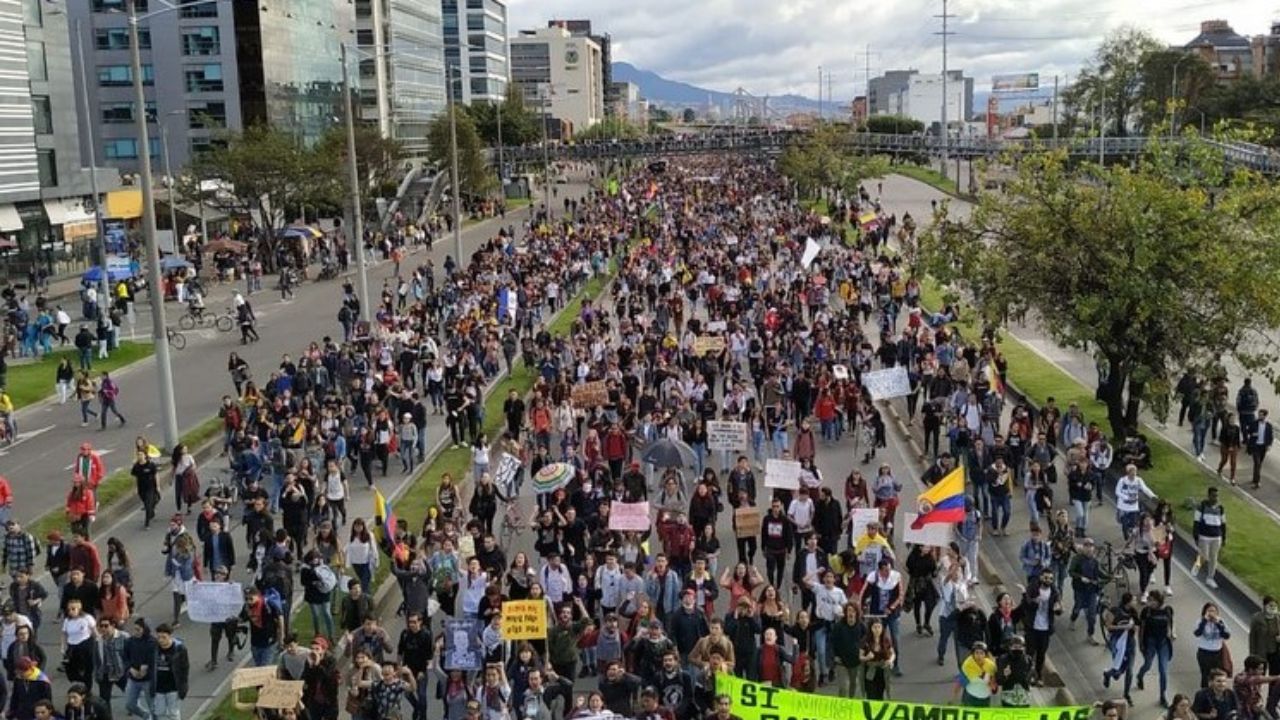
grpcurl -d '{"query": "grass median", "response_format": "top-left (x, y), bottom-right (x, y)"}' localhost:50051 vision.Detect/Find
top-left (919, 280), bottom-right (1280, 598)
top-left (205, 264), bottom-right (617, 719)
top-left (3, 342), bottom-right (153, 409)
top-left (893, 164), bottom-right (961, 196)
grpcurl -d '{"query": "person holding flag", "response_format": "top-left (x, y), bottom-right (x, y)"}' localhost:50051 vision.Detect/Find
top-left (912, 465), bottom-right (966, 531)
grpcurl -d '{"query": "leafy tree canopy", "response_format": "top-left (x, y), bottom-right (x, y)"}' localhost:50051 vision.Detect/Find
top-left (779, 123), bottom-right (890, 199)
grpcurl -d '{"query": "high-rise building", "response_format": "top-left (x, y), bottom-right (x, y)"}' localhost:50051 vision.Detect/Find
top-left (355, 0), bottom-right (447, 157)
top-left (1, 0), bottom-right (117, 277)
top-left (442, 0), bottom-right (508, 105)
top-left (548, 20), bottom-right (612, 115)
top-left (867, 70), bottom-right (916, 116)
top-left (870, 69), bottom-right (973, 129)
top-left (510, 27), bottom-right (604, 138)
top-left (66, 0), bottom-right (352, 176)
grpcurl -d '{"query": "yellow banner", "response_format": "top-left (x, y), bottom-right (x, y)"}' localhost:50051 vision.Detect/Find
top-left (105, 189), bottom-right (143, 219)
top-left (715, 675), bottom-right (1092, 720)
top-left (500, 600), bottom-right (548, 640)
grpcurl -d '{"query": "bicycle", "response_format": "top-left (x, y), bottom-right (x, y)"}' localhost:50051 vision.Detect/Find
top-left (1099, 540), bottom-right (1137, 606)
top-left (166, 327), bottom-right (186, 350)
top-left (178, 306), bottom-right (235, 332)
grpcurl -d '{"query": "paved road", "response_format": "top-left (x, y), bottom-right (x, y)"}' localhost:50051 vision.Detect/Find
top-left (10, 181), bottom-right (590, 718)
top-left (882, 173), bottom-right (1252, 710)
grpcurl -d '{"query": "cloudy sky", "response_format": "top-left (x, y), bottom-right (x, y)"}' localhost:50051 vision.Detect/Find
top-left (507, 0), bottom-right (1277, 99)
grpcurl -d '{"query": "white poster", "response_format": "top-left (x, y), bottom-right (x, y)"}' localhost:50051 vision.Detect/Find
top-left (902, 512), bottom-right (955, 548)
top-left (494, 453), bottom-right (522, 498)
top-left (801, 237), bottom-right (821, 269)
top-left (847, 508), bottom-right (881, 542)
top-left (764, 458), bottom-right (802, 490)
top-left (862, 366), bottom-right (912, 400)
top-left (187, 581), bottom-right (245, 623)
top-left (706, 421), bottom-right (748, 451)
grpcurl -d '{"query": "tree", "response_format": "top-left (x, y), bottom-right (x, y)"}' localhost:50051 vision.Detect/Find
top-left (1197, 75), bottom-right (1280, 143)
top-left (1065, 27), bottom-right (1163, 137)
top-left (575, 117), bottom-right (643, 142)
top-left (862, 115), bottom-right (925, 135)
top-left (919, 141), bottom-right (1280, 438)
top-left (1135, 50), bottom-right (1215, 134)
top-left (186, 125), bottom-right (331, 269)
top-left (467, 85), bottom-right (540, 148)
top-left (779, 123), bottom-right (890, 199)
top-left (313, 124), bottom-right (407, 211)
top-left (427, 106), bottom-right (496, 199)
top-left (681, 108), bottom-right (696, 123)
top-left (650, 108), bottom-right (673, 123)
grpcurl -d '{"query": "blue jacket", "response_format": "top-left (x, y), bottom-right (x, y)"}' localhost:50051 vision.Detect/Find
top-left (644, 569), bottom-right (681, 614)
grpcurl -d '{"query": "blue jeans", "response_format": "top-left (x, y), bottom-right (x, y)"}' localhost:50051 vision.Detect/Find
top-left (1072, 498), bottom-right (1090, 533)
top-left (692, 442), bottom-right (706, 475)
top-left (353, 563), bottom-right (372, 592)
top-left (309, 601), bottom-right (335, 640)
top-left (270, 471), bottom-right (284, 513)
top-left (79, 347), bottom-right (92, 370)
top-left (814, 625), bottom-right (831, 678)
top-left (151, 691), bottom-right (179, 720)
top-left (973, 480), bottom-right (991, 517)
top-left (989, 493), bottom-right (1011, 531)
top-left (1071, 584), bottom-right (1100, 636)
top-left (751, 430), bottom-right (765, 464)
top-left (821, 419), bottom-right (836, 442)
top-left (125, 678), bottom-right (151, 719)
top-left (400, 444), bottom-right (415, 473)
top-left (1137, 639), bottom-right (1172, 700)
top-left (251, 644), bottom-right (277, 667)
top-left (1118, 509), bottom-right (1140, 539)
top-left (885, 612), bottom-right (902, 671)
top-left (1192, 418), bottom-right (1209, 456)
top-left (936, 611), bottom-right (956, 664)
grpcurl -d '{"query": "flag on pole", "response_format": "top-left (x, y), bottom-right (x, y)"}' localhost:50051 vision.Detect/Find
top-left (373, 487), bottom-right (397, 542)
top-left (986, 362), bottom-right (1005, 396)
top-left (911, 466), bottom-right (966, 529)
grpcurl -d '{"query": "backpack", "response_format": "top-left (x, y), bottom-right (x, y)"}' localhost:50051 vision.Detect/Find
top-left (314, 564), bottom-right (338, 594)
top-left (263, 587), bottom-right (285, 616)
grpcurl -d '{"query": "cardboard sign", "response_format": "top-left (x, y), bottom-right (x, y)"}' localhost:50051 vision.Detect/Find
top-left (707, 320), bottom-right (728, 332)
top-left (847, 508), bottom-right (881, 542)
top-left (494, 453), bottom-right (522, 498)
top-left (764, 458), bottom-right (802, 489)
top-left (501, 599), bottom-right (549, 640)
top-left (187, 582), bottom-right (244, 623)
top-left (801, 237), bottom-right (821, 269)
top-left (693, 335), bottom-right (726, 356)
top-left (232, 666), bottom-right (280, 690)
top-left (256, 679), bottom-right (304, 710)
top-left (902, 511), bottom-right (955, 547)
top-left (571, 380), bottom-right (609, 408)
top-left (609, 501), bottom-right (651, 531)
top-left (734, 507), bottom-right (761, 538)
top-left (862, 366), bottom-right (912, 400)
top-left (458, 534), bottom-right (476, 559)
top-left (706, 421), bottom-right (748, 451)
top-left (443, 618), bottom-right (484, 671)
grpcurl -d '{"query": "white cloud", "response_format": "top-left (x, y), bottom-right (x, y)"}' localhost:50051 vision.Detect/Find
top-left (506, 0), bottom-right (1278, 97)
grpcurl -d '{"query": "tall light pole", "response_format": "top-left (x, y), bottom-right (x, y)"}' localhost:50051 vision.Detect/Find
top-left (937, 0), bottom-right (955, 179)
top-left (127, 0), bottom-right (178, 448)
top-left (159, 122), bottom-right (178, 251)
top-left (446, 64), bottom-right (463, 265)
top-left (72, 19), bottom-right (109, 305)
top-left (339, 43), bottom-right (371, 322)
top-left (1170, 55), bottom-right (1187, 137)
top-left (540, 83), bottom-right (551, 220)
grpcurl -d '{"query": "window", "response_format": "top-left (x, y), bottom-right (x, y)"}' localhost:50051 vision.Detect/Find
top-left (181, 26), bottom-right (220, 56)
top-left (97, 64), bottom-right (153, 86)
top-left (93, 0), bottom-right (148, 11)
top-left (356, 29), bottom-right (374, 46)
top-left (31, 96), bottom-right (52, 134)
top-left (37, 150), bottom-right (56, 187)
top-left (103, 138), bottom-right (159, 159)
top-left (101, 101), bottom-right (156, 124)
top-left (184, 63), bottom-right (223, 92)
top-left (179, 0), bottom-right (217, 18)
top-left (465, 15), bottom-right (485, 31)
top-left (187, 101), bottom-right (226, 128)
top-left (95, 27), bottom-right (150, 50)
top-left (26, 41), bottom-right (46, 81)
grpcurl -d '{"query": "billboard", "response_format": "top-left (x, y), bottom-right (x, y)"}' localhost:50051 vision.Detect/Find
top-left (992, 73), bottom-right (1039, 91)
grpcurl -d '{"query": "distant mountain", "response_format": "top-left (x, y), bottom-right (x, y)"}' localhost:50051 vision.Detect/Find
top-left (613, 61), bottom-right (831, 116)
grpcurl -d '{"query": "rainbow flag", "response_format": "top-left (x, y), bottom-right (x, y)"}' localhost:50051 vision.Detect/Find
top-left (911, 466), bottom-right (966, 529)
top-left (373, 487), bottom-right (397, 542)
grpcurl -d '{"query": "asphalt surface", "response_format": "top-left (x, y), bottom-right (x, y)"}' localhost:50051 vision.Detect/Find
top-left (7, 181), bottom-right (589, 717)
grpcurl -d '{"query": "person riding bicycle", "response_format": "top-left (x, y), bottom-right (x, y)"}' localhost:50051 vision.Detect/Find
top-left (186, 286), bottom-right (206, 320)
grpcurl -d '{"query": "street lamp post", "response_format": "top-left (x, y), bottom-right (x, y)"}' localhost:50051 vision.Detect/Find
top-left (159, 122), bottom-right (179, 251)
top-left (540, 83), bottom-right (551, 220)
top-left (126, 0), bottom-right (178, 448)
top-left (72, 19), bottom-right (110, 306)
top-left (339, 43), bottom-right (371, 322)
top-left (446, 64), bottom-right (463, 266)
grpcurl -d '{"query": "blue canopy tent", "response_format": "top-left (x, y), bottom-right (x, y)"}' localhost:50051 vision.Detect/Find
top-left (159, 256), bottom-right (192, 272)
top-left (81, 261), bottom-right (140, 284)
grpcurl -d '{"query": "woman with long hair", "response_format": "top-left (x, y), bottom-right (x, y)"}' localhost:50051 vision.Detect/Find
top-left (757, 584), bottom-right (791, 638)
top-left (505, 552), bottom-right (535, 601)
top-left (346, 519), bottom-right (378, 593)
top-left (170, 443), bottom-right (199, 514)
top-left (860, 615), bottom-right (896, 699)
top-left (97, 570), bottom-right (130, 625)
top-left (785, 609), bottom-right (816, 691)
top-left (164, 532), bottom-right (200, 626)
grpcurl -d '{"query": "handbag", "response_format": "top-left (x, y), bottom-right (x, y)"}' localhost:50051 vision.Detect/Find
top-left (1221, 641), bottom-right (1234, 676)
top-left (344, 687), bottom-right (366, 715)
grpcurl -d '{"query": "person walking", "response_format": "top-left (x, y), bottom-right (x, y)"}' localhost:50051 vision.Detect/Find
top-left (1217, 413), bottom-right (1243, 485)
top-left (1136, 589), bottom-right (1177, 708)
top-left (1192, 487), bottom-right (1227, 590)
top-left (97, 372), bottom-right (126, 429)
top-left (1247, 409), bottom-right (1273, 490)
top-left (75, 371), bottom-right (98, 428)
top-left (1248, 595), bottom-right (1280, 718)
top-left (55, 358), bottom-right (74, 405)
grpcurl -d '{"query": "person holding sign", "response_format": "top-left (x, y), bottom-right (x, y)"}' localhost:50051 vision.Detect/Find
top-left (954, 641), bottom-right (998, 707)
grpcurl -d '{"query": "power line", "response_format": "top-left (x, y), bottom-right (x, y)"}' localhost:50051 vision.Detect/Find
top-left (935, 0), bottom-right (956, 178)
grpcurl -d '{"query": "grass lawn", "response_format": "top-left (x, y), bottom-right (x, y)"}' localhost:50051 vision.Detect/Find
top-left (894, 164), bottom-right (961, 196)
top-left (3, 342), bottom-right (153, 409)
top-left (919, 279), bottom-right (1280, 597)
top-left (204, 258), bottom-right (621, 720)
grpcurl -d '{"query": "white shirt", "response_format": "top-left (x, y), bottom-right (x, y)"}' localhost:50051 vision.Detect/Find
top-left (63, 613), bottom-right (96, 645)
top-left (812, 584), bottom-right (848, 622)
top-left (788, 498), bottom-right (814, 533)
top-left (0, 615), bottom-right (32, 659)
top-left (540, 563), bottom-right (571, 603)
top-left (1115, 475), bottom-right (1155, 512)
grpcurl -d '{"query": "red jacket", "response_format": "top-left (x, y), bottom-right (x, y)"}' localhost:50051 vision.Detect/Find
top-left (604, 430), bottom-right (628, 461)
top-left (69, 542), bottom-right (101, 580)
top-left (73, 452), bottom-right (106, 489)
top-left (65, 487), bottom-right (96, 521)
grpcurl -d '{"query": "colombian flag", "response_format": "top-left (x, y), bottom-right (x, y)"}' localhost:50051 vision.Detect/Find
top-left (986, 362), bottom-right (1005, 396)
top-left (373, 487), bottom-right (397, 543)
top-left (911, 466), bottom-right (966, 529)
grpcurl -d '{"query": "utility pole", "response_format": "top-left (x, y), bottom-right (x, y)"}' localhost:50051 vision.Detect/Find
top-left (1052, 75), bottom-right (1059, 142)
top-left (935, 0), bottom-right (955, 179)
top-left (73, 19), bottom-right (109, 306)
top-left (1099, 81), bottom-right (1107, 165)
top-left (340, 44), bottom-right (371, 322)
top-left (127, 0), bottom-right (178, 449)
top-left (370, 0), bottom-right (391, 138)
top-left (818, 65), bottom-right (823, 120)
top-left (447, 65), bottom-right (463, 264)
top-left (1170, 56), bottom-right (1186, 137)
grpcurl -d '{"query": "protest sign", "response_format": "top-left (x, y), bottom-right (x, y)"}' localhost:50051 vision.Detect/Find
top-left (707, 320), bottom-right (728, 332)
top-left (232, 666), bottom-right (279, 690)
top-left (764, 458), bottom-right (802, 489)
top-left (862, 366), bottom-right (911, 400)
top-left (608, 501), bottom-right (651, 531)
top-left (734, 507), bottom-right (761, 538)
top-left (847, 508), bottom-right (881, 541)
top-left (494, 453), bottom-right (522, 498)
top-left (256, 680), bottom-right (304, 710)
top-left (716, 674), bottom-right (1089, 720)
top-left (693, 335), bottom-right (726, 356)
top-left (570, 380), bottom-right (609, 408)
top-left (443, 618), bottom-right (484, 671)
top-left (801, 237), bottom-right (821, 269)
top-left (706, 421), bottom-right (748, 451)
top-left (902, 512), bottom-right (955, 547)
top-left (458, 534), bottom-right (475, 559)
top-left (501, 599), bottom-right (549, 640)
top-left (187, 582), bottom-right (244, 623)
top-left (832, 364), bottom-right (850, 380)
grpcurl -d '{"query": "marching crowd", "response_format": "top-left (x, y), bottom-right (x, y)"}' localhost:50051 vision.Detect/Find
top-left (0, 155), bottom-right (1273, 720)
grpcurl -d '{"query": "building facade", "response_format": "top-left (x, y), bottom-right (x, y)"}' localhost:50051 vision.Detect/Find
top-left (442, 0), bottom-right (508, 105)
top-left (2, 0), bottom-right (117, 279)
top-left (356, 0), bottom-right (447, 157)
top-left (510, 26), bottom-right (603, 138)
top-left (867, 70), bottom-right (916, 116)
top-left (871, 69), bottom-right (973, 131)
top-left (548, 20), bottom-right (612, 115)
top-left (1185, 20), bottom-right (1253, 83)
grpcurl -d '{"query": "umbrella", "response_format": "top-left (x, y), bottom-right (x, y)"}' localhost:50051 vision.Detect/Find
top-left (205, 238), bottom-right (247, 254)
top-left (82, 263), bottom-right (137, 283)
top-left (159, 256), bottom-right (191, 271)
top-left (277, 227), bottom-right (311, 241)
top-left (532, 463), bottom-right (576, 494)
top-left (640, 438), bottom-right (698, 469)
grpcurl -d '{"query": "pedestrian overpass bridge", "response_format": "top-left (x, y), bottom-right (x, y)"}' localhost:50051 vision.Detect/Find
top-left (496, 131), bottom-right (1280, 176)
